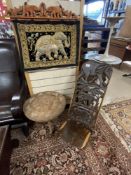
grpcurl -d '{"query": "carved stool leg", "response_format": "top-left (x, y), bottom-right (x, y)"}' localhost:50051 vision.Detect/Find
top-left (59, 121), bottom-right (67, 131)
top-left (47, 121), bottom-right (55, 134)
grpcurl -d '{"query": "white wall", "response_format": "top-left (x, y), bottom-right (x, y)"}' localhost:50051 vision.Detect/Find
top-left (127, 0), bottom-right (131, 6)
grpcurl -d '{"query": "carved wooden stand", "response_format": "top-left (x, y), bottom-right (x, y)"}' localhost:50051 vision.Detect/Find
top-left (60, 60), bottom-right (112, 148)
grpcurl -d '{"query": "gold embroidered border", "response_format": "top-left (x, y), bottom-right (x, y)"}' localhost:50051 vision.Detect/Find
top-left (17, 23), bottom-right (78, 69)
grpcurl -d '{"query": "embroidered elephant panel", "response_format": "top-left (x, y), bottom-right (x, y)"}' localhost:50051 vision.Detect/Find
top-left (13, 20), bottom-right (80, 70)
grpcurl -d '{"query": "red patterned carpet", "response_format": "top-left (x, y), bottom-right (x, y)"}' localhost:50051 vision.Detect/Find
top-left (102, 99), bottom-right (131, 153)
top-left (10, 101), bottom-right (131, 175)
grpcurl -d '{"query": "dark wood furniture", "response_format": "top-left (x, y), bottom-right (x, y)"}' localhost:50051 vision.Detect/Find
top-left (122, 45), bottom-right (131, 77)
top-left (109, 37), bottom-right (131, 62)
top-left (0, 125), bottom-right (11, 175)
top-left (122, 45), bottom-right (131, 62)
top-left (0, 39), bottom-right (30, 132)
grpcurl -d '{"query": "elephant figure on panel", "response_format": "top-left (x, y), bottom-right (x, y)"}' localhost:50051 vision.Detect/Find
top-left (35, 32), bottom-right (70, 61)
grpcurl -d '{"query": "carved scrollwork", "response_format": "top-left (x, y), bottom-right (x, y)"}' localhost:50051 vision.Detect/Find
top-left (68, 60), bottom-right (112, 131)
top-left (7, 2), bottom-right (79, 20)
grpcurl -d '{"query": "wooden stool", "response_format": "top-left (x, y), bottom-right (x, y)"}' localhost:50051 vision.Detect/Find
top-left (23, 91), bottom-right (66, 134)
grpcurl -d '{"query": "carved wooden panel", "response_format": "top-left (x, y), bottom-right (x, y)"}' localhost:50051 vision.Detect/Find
top-left (68, 60), bottom-right (112, 132)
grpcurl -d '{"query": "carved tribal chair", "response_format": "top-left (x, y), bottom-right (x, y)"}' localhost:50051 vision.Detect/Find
top-left (60, 60), bottom-right (112, 148)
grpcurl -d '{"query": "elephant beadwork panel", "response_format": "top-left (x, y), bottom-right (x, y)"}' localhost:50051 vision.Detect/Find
top-left (14, 21), bottom-right (80, 70)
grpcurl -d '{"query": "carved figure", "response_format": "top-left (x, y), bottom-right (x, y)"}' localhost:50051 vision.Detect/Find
top-left (35, 32), bottom-right (70, 61)
top-left (47, 6), bottom-right (62, 18)
top-left (62, 10), bottom-right (71, 18)
top-left (7, 6), bottom-right (22, 16)
top-left (39, 2), bottom-right (47, 16)
top-left (23, 2), bottom-right (39, 17)
top-left (62, 9), bottom-right (77, 18)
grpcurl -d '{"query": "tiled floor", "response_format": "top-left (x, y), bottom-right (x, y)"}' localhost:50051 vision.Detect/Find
top-left (103, 62), bottom-right (131, 105)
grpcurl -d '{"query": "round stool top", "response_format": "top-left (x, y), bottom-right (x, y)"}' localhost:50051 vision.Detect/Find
top-left (89, 54), bottom-right (122, 65)
top-left (23, 91), bottom-right (66, 122)
top-left (104, 55), bottom-right (122, 65)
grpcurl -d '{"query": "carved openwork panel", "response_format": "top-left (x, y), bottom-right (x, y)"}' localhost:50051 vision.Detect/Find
top-left (68, 60), bottom-right (112, 131)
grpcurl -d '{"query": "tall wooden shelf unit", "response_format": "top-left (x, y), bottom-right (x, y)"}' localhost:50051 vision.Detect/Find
top-left (81, 0), bottom-right (111, 60)
top-left (81, 26), bottom-right (110, 59)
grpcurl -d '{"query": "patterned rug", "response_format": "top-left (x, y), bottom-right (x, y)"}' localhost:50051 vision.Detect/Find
top-left (101, 99), bottom-right (131, 152)
top-left (10, 102), bottom-right (131, 175)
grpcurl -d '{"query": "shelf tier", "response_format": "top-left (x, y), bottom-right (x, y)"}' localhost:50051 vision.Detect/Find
top-left (82, 47), bottom-right (105, 52)
top-left (109, 10), bottom-right (125, 14)
top-left (83, 27), bottom-right (110, 32)
top-left (83, 39), bottom-right (108, 43)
